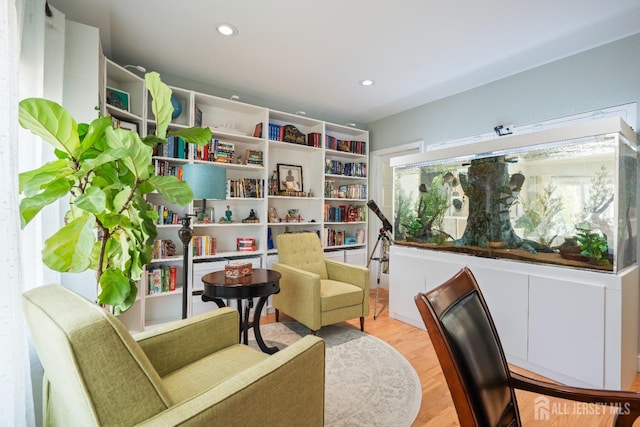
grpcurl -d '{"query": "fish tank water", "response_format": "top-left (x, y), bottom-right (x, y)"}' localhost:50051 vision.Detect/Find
top-left (390, 118), bottom-right (638, 273)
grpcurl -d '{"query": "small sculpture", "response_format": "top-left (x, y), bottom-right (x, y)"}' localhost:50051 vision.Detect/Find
top-left (268, 207), bottom-right (280, 223)
top-left (220, 205), bottom-right (233, 223)
top-left (242, 209), bottom-right (260, 223)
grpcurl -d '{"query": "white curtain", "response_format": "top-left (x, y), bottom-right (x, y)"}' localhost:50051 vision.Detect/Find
top-left (1, 0), bottom-right (48, 425)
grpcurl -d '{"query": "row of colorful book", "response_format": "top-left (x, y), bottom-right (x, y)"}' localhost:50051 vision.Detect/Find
top-left (322, 228), bottom-right (366, 247)
top-left (227, 178), bottom-right (264, 198)
top-left (153, 239), bottom-right (177, 259)
top-left (152, 159), bottom-right (183, 178)
top-left (152, 204), bottom-right (182, 225)
top-left (153, 136), bottom-right (190, 159)
top-left (147, 265), bottom-right (177, 294)
top-left (191, 235), bottom-right (216, 257)
top-left (324, 182), bottom-right (367, 199)
top-left (324, 204), bottom-right (367, 222)
top-left (325, 136), bottom-right (366, 155)
top-left (325, 159), bottom-right (367, 177)
top-left (194, 139), bottom-right (235, 162)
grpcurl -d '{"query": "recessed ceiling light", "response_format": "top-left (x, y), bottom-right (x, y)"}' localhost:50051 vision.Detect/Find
top-left (217, 23), bottom-right (237, 36)
top-left (360, 79), bottom-right (374, 86)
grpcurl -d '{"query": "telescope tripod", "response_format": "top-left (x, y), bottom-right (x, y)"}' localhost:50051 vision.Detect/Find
top-left (367, 228), bottom-right (391, 320)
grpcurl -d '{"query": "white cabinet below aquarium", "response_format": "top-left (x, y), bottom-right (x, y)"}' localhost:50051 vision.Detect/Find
top-left (389, 244), bottom-right (639, 390)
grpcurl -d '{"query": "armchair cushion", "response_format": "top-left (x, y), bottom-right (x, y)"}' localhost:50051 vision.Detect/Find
top-left (321, 280), bottom-right (365, 311)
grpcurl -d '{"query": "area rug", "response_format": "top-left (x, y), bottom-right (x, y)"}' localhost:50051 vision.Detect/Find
top-left (248, 323), bottom-right (422, 427)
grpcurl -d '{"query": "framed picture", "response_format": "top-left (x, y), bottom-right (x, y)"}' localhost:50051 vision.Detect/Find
top-left (277, 163), bottom-right (303, 192)
top-left (106, 86), bottom-right (130, 112)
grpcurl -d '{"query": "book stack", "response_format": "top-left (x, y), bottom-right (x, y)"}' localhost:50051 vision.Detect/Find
top-left (191, 235), bottom-right (216, 256)
top-left (245, 149), bottom-right (264, 166)
top-left (152, 239), bottom-right (176, 259)
top-left (307, 132), bottom-right (321, 147)
top-left (153, 136), bottom-right (189, 159)
top-left (227, 178), bottom-right (264, 198)
top-left (268, 123), bottom-right (284, 141)
top-left (147, 265), bottom-right (177, 294)
top-left (153, 204), bottom-right (181, 225)
top-left (236, 238), bottom-right (256, 251)
top-left (152, 160), bottom-right (183, 178)
top-left (324, 160), bottom-right (367, 177)
top-left (323, 228), bottom-right (345, 247)
top-left (325, 136), bottom-right (366, 155)
top-left (213, 140), bottom-right (235, 163)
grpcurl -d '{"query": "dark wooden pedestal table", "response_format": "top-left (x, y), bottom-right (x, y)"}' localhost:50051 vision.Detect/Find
top-left (201, 269), bottom-right (281, 354)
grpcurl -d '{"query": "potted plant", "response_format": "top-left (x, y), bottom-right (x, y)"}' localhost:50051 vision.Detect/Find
top-left (18, 72), bottom-right (211, 313)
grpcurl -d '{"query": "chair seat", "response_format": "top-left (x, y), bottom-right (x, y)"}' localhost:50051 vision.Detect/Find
top-left (162, 344), bottom-right (269, 404)
top-left (321, 280), bottom-right (364, 312)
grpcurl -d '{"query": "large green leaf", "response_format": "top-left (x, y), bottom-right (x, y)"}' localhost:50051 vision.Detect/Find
top-left (74, 186), bottom-right (107, 214)
top-left (42, 213), bottom-right (96, 272)
top-left (98, 268), bottom-right (132, 308)
top-left (105, 127), bottom-right (153, 180)
top-left (145, 72), bottom-right (173, 140)
top-left (19, 98), bottom-right (80, 159)
top-left (19, 177), bottom-right (72, 228)
top-left (169, 127), bottom-right (212, 146)
top-left (148, 175), bottom-right (193, 206)
top-left (19, 159), bottom-right (73, 195)
top-left (79, 116), bottom-right (112, 154)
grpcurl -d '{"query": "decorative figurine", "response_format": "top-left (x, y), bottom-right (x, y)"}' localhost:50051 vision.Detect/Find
top-left (220, 205), bottom-right (233, 223)
top-left (268, 207), bottom-right (280, 223)
top-left (242, 209), bottom-right (260, 223)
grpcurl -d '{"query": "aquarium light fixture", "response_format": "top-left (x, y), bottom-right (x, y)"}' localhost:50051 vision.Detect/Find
top-left (494, 124), bottom-right (513, 136)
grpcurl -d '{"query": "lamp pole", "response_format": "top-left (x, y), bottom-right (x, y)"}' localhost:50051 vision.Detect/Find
top-left (178, 215), bottom-right (194, 319)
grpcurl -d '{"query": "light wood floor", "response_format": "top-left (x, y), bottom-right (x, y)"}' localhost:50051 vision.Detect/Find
top-left (263, 288), bottom-right (640, 426)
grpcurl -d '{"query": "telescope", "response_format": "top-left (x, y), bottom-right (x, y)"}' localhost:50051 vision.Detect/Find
top-left (367, 200), bottom-right (393, 233)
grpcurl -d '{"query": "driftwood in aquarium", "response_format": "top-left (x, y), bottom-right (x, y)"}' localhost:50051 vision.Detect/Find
top-left (454, 156), bottom-right (536, 253)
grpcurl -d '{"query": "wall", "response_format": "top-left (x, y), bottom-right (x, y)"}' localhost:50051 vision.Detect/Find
top-left (366, 33), bottom-right (640, 151)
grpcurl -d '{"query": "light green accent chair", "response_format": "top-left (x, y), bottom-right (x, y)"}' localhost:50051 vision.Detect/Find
top-left (23, 284), bottom-right (325, 426)
top-left (272, 232), bottom-right (370, 333)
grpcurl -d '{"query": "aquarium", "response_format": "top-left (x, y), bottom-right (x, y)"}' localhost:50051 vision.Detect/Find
top-left (390, 118), bottom-right (638, 273)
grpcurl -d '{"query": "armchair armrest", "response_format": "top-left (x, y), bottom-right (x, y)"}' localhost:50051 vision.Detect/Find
top-left (510, 371), bottom-right (640, 425)
top-left (325, 260), bottom-right (369, 291)
top-left (136, 335), bottom-right (326, 427)
top-left (134, 307), bottom-right (239, 377)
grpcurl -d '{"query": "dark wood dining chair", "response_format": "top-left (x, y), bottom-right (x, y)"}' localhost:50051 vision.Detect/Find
top-left (414, 267), bottom-right (640, 427)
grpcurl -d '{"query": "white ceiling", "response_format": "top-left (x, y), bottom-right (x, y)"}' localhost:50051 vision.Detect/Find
top-left (48, 0), bottom-right (640, 126)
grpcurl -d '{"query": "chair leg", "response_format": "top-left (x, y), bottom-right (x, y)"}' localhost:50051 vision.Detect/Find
top-left (275, 309), bottom-right (280, 322)
top-left (360, 317), bottom-right (364, 332)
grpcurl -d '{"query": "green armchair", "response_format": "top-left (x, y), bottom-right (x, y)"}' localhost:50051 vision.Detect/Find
top-left (271, 232), bottom-right (369, 333)
top-left (23, 284), bottom-right (325, 426)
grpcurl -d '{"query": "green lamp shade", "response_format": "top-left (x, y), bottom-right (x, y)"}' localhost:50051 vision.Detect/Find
top-left (182, 163), bottom-right (227, 200)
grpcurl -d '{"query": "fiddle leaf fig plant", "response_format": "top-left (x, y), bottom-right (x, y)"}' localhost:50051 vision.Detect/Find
top-left (18, 72), bottom-right (211, 313)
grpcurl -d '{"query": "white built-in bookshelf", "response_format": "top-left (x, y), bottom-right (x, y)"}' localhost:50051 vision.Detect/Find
top-left (101, 57), bottom-right (369, 331)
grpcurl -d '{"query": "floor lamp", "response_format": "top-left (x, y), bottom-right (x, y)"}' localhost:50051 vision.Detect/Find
top-left (179, 163), bottom-right (227, 319)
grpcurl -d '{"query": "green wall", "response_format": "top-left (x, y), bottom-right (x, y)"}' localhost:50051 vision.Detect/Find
top-left (367, 33), bottom-right (640, 151)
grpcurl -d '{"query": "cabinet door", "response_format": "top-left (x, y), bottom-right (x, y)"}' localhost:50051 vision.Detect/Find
top-left (345, 248), bottom-right (367, 266)
top-left (470, 266), bottom-right (528, 361)
top-left (191, 260), bottom-right (229, 316)
top-left (528, 275), bottom-right (605, 387)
